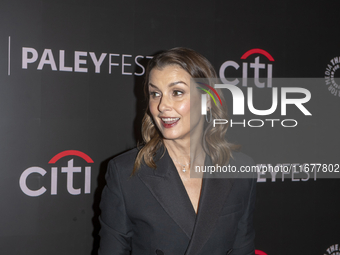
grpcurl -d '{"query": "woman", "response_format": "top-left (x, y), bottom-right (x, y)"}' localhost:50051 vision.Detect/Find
top-left (99, 47), bottom-right (256, 255)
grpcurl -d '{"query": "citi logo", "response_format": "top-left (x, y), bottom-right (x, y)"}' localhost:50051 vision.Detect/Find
top-left (219, 48), bottom-right (274, 87)
top-left (19, 150), bottom-right (93, 197)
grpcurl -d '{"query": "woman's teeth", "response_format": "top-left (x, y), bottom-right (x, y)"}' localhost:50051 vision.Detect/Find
top-left (161, 118), bottom-right (179, 124)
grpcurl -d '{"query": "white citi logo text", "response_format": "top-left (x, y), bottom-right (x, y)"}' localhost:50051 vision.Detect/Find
top-left (19, 150), bottom-right (93, 197)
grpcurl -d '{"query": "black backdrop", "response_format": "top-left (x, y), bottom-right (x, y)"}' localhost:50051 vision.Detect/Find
top-left (0, 1), bottom-right (339, 255)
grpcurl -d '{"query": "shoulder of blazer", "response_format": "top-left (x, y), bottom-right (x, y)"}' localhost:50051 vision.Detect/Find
top-left (111, 148), bottom-right (139, 165)
top-left (108, 146), bottom-right (166, 178)
top-left (108, 148), bottom-right (139, 177)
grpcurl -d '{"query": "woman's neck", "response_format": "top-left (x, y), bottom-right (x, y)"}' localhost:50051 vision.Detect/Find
top-left (163, 138), bottom-right (205, 176)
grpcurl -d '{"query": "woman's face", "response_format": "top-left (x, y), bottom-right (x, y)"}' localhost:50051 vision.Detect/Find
top-left (148, 65), bottom-right (204, 142)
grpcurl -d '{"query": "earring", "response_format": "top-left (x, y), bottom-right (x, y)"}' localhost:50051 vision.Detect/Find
top-left (206, 108), bottom-right (212, 123)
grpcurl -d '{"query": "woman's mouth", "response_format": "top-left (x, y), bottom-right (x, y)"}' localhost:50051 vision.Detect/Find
top-left (160, 117), bottom-right (180, 128)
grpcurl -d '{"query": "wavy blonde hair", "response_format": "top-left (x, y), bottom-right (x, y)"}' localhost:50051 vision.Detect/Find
top-left (132, 47), bottom-right (239, 174)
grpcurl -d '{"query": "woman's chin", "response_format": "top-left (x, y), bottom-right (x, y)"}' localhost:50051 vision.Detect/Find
top-left (162, 134), bottom-right (181, 141)
top-left (161, 131), bottom-right (190, 141)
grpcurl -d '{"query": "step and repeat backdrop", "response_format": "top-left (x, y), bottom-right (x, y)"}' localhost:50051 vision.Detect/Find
top-left (0, 1), bottom-right (339, 255)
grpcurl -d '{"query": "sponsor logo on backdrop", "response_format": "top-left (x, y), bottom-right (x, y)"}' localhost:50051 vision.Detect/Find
top-left (19, 150), bottom-right (93, 197)
top-left (197, 49), bottom-right (312, 128)
top-left (325, 56), bottom-right (340, 97)
top-left (324, 244), bottom-right (340, 255)
top-left (21, 47), bottom-right (153, 75)
top-left (219, 48), bottom-right (274, 88)
top-left (7, 36), bottom-right (153, 76)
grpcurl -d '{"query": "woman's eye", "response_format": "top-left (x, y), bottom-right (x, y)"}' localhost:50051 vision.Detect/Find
top-left (173, 90), bottom-right (183, 96)
top-left (150, 91), bottom-right (160, 98)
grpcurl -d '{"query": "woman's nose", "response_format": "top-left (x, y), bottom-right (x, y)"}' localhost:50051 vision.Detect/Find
top-left (158, 95), bottom-right (171, 112)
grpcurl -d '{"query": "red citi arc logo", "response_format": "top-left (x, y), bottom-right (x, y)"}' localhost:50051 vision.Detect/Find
top-left (19, 150), bottom-right (93, 197)
top-left (255, 250), bottom-right (267, 255)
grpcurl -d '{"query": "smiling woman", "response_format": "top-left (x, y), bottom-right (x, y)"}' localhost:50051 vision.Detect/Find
top-left (99, 47), bottom-right (257, 255)
top-left (148, 66), bottom-right (194, 140)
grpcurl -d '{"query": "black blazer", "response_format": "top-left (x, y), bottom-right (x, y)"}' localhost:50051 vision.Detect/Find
top-left (99, 147), bottom-right (256, 255)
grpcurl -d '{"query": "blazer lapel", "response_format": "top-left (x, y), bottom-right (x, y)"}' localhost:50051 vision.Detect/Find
top-left (137, 148), bottom-right (196, 239)
top-left (185, 157), bottom-right (235, 255)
